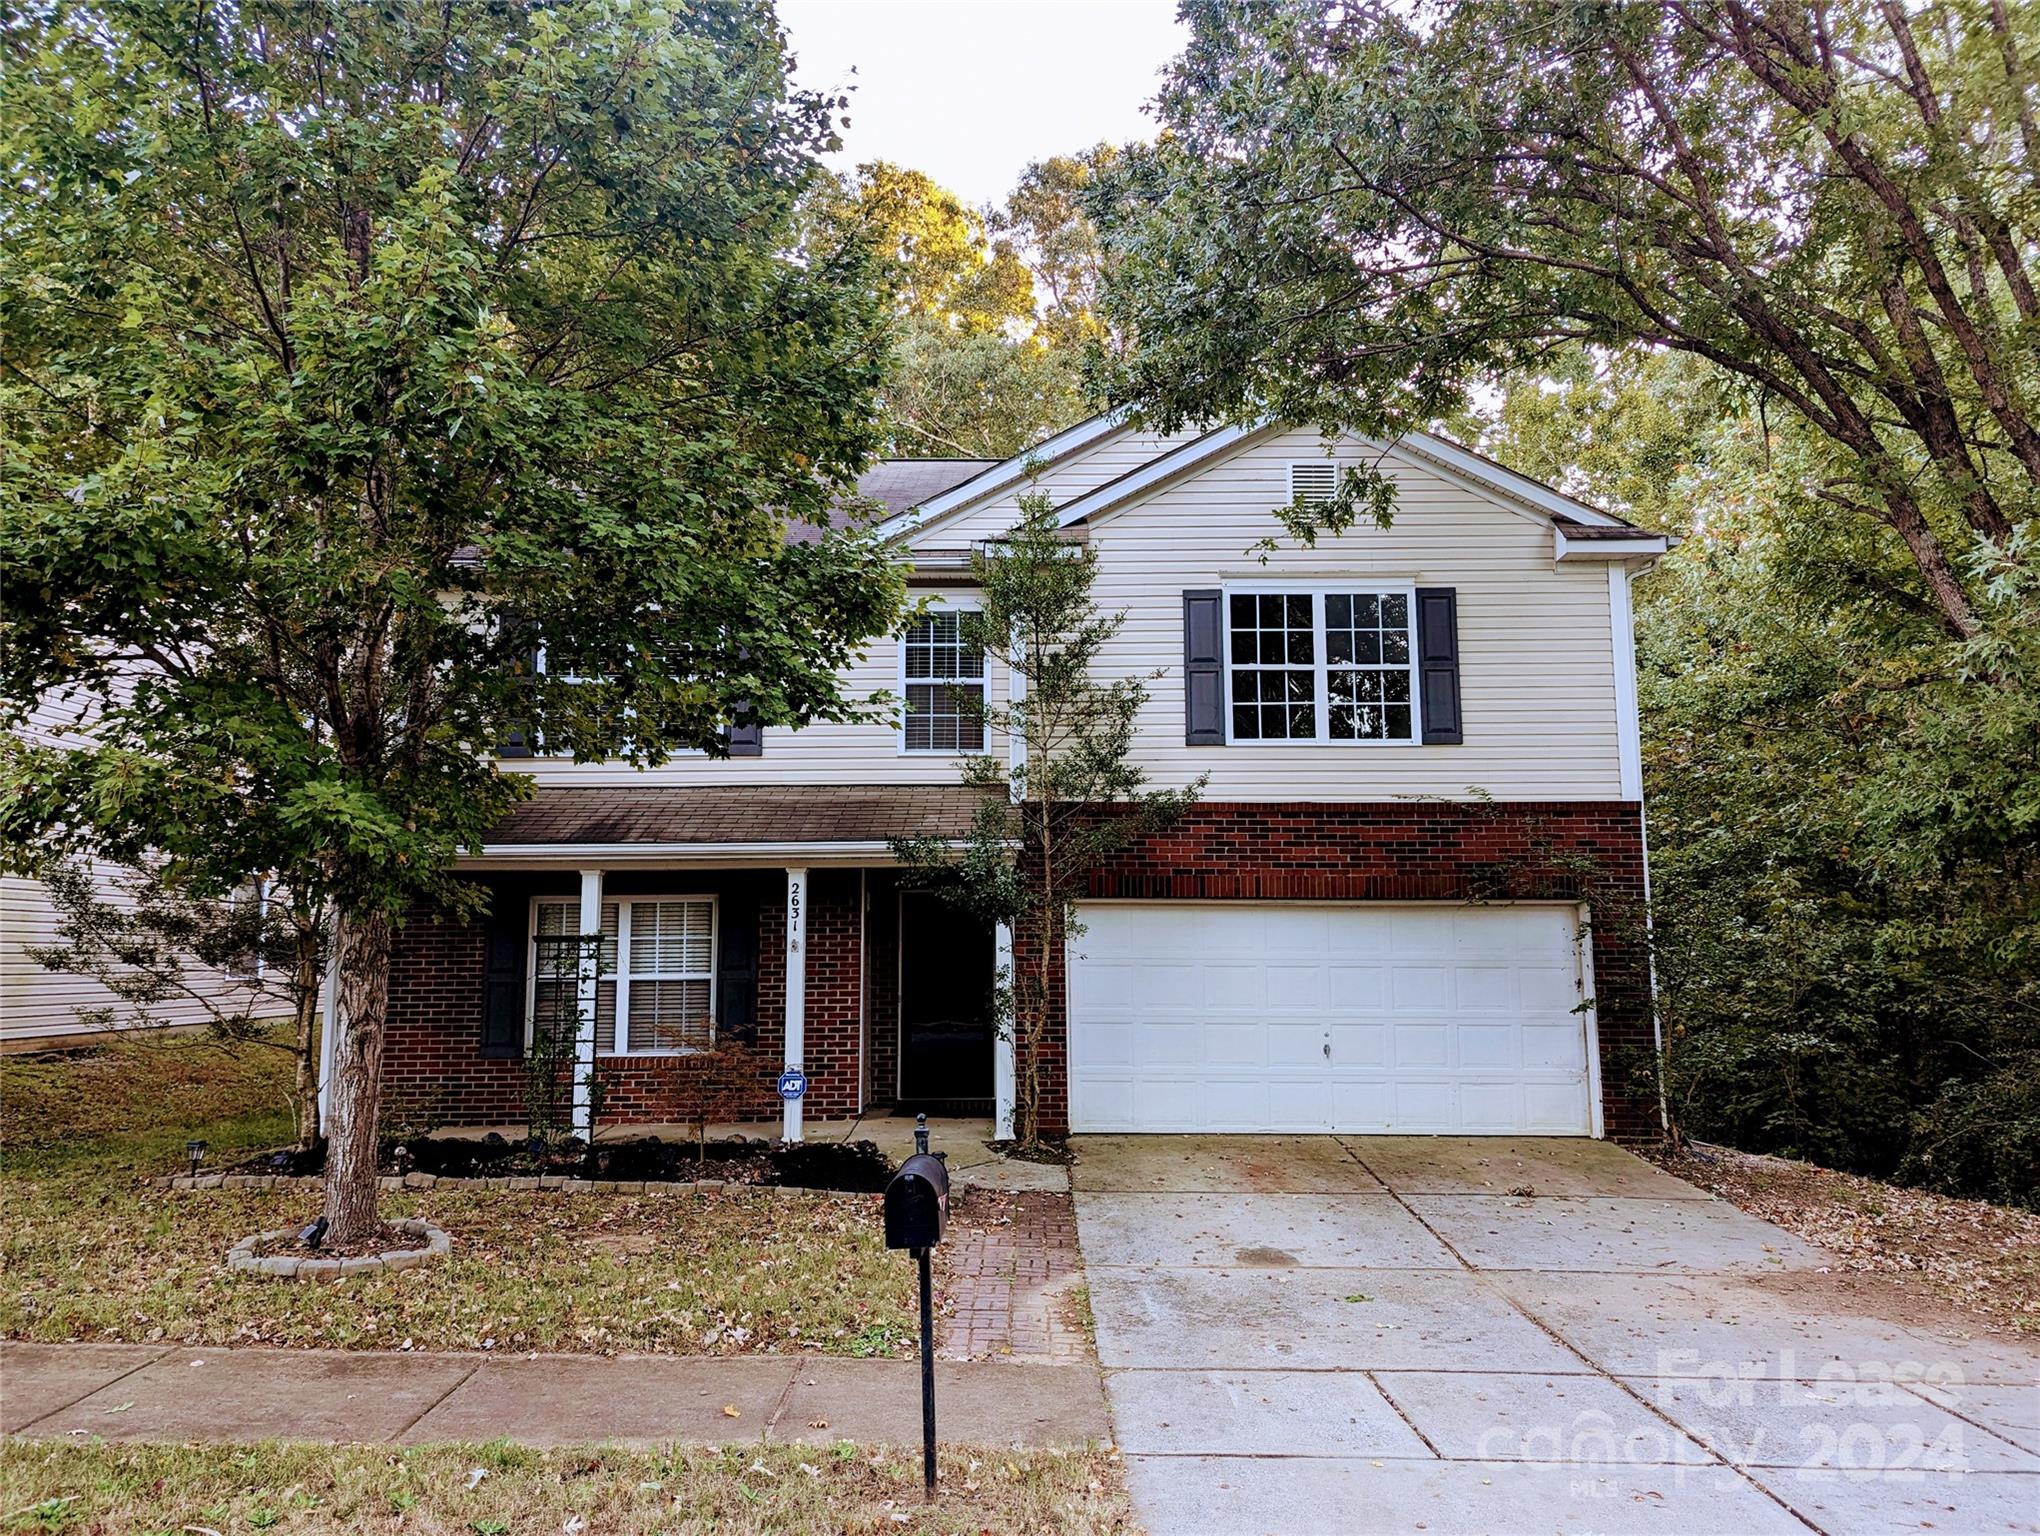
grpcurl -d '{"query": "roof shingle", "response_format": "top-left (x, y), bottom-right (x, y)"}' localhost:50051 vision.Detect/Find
top-left (488, 783), bottom-right (1001, 847)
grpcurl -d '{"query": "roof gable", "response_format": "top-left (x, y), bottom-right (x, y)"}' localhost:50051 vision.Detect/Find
top-left (1050, 420), bottom-right (1639, 533)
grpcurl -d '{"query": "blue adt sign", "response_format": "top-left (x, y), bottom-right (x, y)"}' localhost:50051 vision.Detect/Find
top-left (776, 1068), bottom-right (808, 1101)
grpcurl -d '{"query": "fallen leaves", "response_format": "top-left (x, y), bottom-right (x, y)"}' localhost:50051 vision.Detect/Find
top-left (1658, 1143), bottom-right (2040, 1335)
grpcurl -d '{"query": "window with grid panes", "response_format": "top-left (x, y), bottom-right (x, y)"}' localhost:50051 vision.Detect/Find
top-left (530, 897), bottom-right (715, 1054)
top-left (1225, 589), bottom-right (1419, 743)
top-left (901, 610), bottom-right (985, 751)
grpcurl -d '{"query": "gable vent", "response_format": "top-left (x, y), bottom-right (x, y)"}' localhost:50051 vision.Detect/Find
top-left (1290, 462), bottom-right (1338, 503)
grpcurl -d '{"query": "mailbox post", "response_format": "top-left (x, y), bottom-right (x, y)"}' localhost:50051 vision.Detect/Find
top-left (883, 1113), bottom-right (949, 1499)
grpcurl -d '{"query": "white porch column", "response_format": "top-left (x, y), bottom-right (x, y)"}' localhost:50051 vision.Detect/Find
top-left (571, 868), bottom-right (603, 1141)
top-left (782, 867), bottom-right (808, 1142)
top-left (993, 919), bottom-right (1016, 1141)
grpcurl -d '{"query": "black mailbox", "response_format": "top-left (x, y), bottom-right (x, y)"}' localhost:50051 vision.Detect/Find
top-left (884, 1152), bottom-right (950, 1250)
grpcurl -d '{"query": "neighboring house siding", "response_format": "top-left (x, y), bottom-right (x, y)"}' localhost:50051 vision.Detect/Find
top-left (1083, 426), bottom-right (1625, 801)
top-left (3, 690), bottom-right (251, 1045)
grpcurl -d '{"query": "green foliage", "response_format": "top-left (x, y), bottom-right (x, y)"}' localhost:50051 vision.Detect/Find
top-left (1467, 351), bottom-right (2040, 1207)
top-left (0, 0), bottom-right (905, 1233)
top-left (815, 152), bottom-right (1116, 457)
top-left (1091, 0), bottom-right (2038, 636)
top-left (891, 493), bottom-right (1202, 1145)
top-left (1, 0), bottom-right (903, 919)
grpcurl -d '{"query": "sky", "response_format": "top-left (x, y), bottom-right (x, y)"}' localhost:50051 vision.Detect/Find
top-left (778, 0), bottom-right (1189, 208)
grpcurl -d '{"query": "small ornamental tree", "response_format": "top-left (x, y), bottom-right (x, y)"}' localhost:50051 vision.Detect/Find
top-left (893, 493), bottom-right (1203, 1147)
top-left (31, 858), bottom-right (329, 1150)
top-left (0, 1), bottom-right (902, 1241)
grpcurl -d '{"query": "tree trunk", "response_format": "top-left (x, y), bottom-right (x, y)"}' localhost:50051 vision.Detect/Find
top-left (321, 905), bottom-right (394, 1243)
top-left (291, 918), bottom-right (322, 1151)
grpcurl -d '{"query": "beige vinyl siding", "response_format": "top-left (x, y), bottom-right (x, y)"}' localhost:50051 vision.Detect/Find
top-left (1086, 426), bottom-right (1624, 800)
top-left (502, 424), bottom-right (1626, 800)
top-left (2, 866), bottom-right (244, 1042)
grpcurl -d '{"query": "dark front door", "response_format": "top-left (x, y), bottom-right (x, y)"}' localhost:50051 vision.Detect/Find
top-left (898, 890), bottom-right (995, 1102)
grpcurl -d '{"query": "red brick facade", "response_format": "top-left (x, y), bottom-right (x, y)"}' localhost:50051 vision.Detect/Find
top-left (381, 799), bottom-right (1657, 1142)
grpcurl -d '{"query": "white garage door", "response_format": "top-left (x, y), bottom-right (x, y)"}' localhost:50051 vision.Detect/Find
top-left (1068, 903), bottom-right (1595, 1135)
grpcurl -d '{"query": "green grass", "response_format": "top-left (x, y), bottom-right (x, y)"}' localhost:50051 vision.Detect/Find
top-left (0, 1035), bottom-right (916, 1357)
top-left (0, 1441), bottom-right (1135, 1536)
top-left (1, 1031), bottom-right (298, 1177)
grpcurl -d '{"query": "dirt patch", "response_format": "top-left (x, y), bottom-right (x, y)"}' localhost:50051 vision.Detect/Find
top-left (1653, 1142), bottom-right (2040, 1337)
top-left (1233, 1246), bottom-right (1298, 1268)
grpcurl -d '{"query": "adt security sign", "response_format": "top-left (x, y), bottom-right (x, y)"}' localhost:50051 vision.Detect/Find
top-left (777, 1067), bottom-right (808, 1101)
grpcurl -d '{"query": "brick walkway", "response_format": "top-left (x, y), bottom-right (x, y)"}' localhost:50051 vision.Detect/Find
top-left (937, 1191), bottom-right (1090, 1363)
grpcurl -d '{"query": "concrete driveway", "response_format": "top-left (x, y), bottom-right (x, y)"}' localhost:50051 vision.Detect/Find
top-left (1072, 1135), bottom-right (2040, 1536)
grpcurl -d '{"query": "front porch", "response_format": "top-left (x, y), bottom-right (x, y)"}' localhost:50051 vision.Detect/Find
top-left (344, 786), bottom-right (1016, 1144)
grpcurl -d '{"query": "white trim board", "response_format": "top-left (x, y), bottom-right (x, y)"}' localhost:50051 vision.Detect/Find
top-left (875, 409), bottom-right (1132, 543)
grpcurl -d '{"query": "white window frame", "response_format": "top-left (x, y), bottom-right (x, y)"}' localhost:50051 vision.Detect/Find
top-left (897, 597), bottom-right (988, 755)
top-left (526, 894), bottom-right (719, 1056)
top-left (1221, 581), bottom-right (1423, 747)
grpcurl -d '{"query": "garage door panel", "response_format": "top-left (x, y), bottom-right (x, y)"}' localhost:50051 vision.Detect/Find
top-left (1068, 903), bottom-right (1594, 1136)
top-left (1266, 1022), bottom-right (1323, 1067)
top-left (1391, 965), bottom-right (1452, 1011)
top-left (1453, 966), bottom-right (1516, 1011)
top-left (1266, 964), bottom-right (1327, 1009)
top-left (1136, 1021), bottom-right (1204, 1067)
top-left (1264, 1078), bottom-right (1331, 1131)
top-left (1522, 1080), bottom-right (1591, 1132)
top-left (1455, 1022), bottom-right (1519, 1070)
top-left (1522, 1022), bottom-right (1587, 1069)
top-left (1207, 1021), bottom-right (1269, 1067)
top-left (1325, 1021), bottom-right (1389, 1066)
top-left (1391, 1022), bottom-right (1451, 1068)
top-left (1328, 963), bottom-right (1389, 1010)
top-left (1329, 1078), bottom-right (1394, 1129)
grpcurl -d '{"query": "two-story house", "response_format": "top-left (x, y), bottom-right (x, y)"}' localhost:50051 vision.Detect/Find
top-left (340, 413), bottom-right (1669, 1145)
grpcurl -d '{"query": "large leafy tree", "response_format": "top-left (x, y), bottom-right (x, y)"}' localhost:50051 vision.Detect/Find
top-left (1460, 348), bottom-right (2040, 1203)
top-left (1, 0), bottom-right (902, 1239)
top-left (816, 156), bottom-right (1115, 457)
top-left (1091, 0), bottom-right (2037, 637)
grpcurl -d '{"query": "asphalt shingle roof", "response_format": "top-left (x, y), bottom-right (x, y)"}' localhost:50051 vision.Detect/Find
top-left (488, 783), bottom-right (1002, 847)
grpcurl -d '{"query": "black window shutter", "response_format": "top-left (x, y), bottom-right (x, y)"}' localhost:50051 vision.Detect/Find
top-left (480, 902), bottom-right (526, 1058)
top-left (727, 704), bottom-right (763, 757)
top-left (715, 894), bottom-right (759, 1044)
top-left (498, 614), bottom-right (536, 757)
top-left (1183, 589), bottom-right (1225, 745)
top-left (1416, 587), bottom-right (1463, 744)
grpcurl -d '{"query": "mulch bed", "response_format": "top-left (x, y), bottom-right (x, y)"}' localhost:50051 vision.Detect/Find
top-left (226, 1135), bottom-right (897, 1192)
top-left (250, 1221), bottom-right (429, 1261)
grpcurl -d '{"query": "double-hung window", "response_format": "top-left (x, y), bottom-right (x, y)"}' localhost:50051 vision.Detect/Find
top-left (1227, 587), bottom-right (1419, 743)
top-left (901, 610), bottom-right (986, 752)
top-left (529, 896), bottom-right (716, 1055)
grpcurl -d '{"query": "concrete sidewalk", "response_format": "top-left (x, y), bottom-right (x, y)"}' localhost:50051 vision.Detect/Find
top-left (1, 1342), bottom-right (1109, 1449)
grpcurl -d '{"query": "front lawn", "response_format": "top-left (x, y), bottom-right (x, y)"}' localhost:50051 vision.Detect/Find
top-left (0, 1440), bottom-right (1134, 1536)
top-left (0, 1037), bottom-right (916, 1358)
